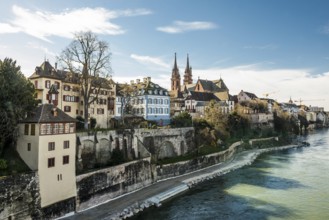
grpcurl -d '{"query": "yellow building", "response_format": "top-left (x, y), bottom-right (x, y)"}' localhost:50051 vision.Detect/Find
top-left (17, 104), bottom-right (77, 207)
top-left (29, 61), bottom-right (116, 128)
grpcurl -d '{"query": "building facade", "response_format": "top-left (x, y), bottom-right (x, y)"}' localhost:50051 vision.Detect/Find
top-left (115, 77), bottom-right (171, 125)
top-left (16, 104), bottom-right (77, 208)
top-left (29, 61), bottom-right (116, 128)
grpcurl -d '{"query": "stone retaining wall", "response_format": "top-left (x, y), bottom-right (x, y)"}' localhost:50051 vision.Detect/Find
top-left (76, 157), bottom-right (152, 211)
top-left (156, 141), bottom-right (244, 181)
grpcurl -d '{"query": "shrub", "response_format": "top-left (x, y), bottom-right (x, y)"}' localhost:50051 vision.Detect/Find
top-left (0, 159), bottom-right (8, 170)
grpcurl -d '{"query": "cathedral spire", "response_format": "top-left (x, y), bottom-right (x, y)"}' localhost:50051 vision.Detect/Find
top-left (171, 53), bottom-right (181, 92)
top-left (183, 53), bottom-right (193, 85)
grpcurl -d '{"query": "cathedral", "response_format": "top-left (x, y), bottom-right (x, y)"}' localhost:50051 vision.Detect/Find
top-left (169, 53), bottom-right (233, 116)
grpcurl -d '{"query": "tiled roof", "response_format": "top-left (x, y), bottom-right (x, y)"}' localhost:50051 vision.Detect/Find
top-left (197, 79), bottom-right (228, 93)
top-left (21, 104), bottom-right (76, 123)
top-left (244, 91), bottom-right (258, 99)
top-left (186, 91), bottom-right (221, 102)
top-left (117, 78), bottom-right (168, 96)
top-left (29, 61), bottom-right (114, 88)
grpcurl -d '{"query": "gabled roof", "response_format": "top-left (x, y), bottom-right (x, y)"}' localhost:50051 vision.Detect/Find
top-left (240, 90), bottom-right (258, 99)
top-left (196, 79), bottom-right (229, 93)
top-left (29, 61), bottom-right (115, 88)
top-left (186, 91), bottom-right (221, 102)
top-left (21, 104), bottom-right (76, 123)
top-left (117, 78), bottom-right (169, 96)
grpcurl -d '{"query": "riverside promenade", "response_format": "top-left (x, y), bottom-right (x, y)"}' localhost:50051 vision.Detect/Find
top-left (63, 145), bottom-right (298, 220)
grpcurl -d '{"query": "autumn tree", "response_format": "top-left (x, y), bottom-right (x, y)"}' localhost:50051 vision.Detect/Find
top-left (204, 100), bottom-right (229, 139)
top-left (58, 32), bottom-right (111, 129)
top-left (0, 58), bottom-right (36, 155)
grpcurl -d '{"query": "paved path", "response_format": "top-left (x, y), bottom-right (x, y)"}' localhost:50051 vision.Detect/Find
top-left (63, 149), bottom-right (260, 220)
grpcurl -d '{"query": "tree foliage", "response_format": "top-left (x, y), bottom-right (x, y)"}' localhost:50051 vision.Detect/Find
top-left (204, 100), bottom-right (229, 139)
top-left (0, 58), bottom-right (36, 155)
top-left (171, 111), bottom-right (192, 127)
top-left (58, 31), bottom-right (111, 129)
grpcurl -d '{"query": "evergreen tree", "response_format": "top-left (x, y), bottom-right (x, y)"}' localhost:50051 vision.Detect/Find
top-left (0, 58), bottom-right (36, 155)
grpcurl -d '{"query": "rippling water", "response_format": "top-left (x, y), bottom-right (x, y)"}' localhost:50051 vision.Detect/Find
top-left (133, 129), bottom-right (329, 220)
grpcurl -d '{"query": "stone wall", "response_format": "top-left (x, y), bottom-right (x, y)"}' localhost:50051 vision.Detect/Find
top-left (76, 128), bottom-right (194, 172)
top-left (156, 141), bottom-right (244, 181)
top-left (76, 157), bottom-right (152, 211)
top-left (0, 172), bottom-right (76, 219)
top-left (0, 172), bottom-right (41, 220)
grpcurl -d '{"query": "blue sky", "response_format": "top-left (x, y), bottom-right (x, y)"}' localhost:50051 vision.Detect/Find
top-left (1, 0), bottom-right (329, 109)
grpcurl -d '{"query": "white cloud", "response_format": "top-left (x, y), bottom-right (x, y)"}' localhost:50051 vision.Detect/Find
top-left (0, 5), bottom-right (152, 42)
top-left (130, 54), bottom-right (170, 69)
top-left (26, 42), bottom-right (57, 57)
top-left (157, 20), bottom-right (217, 33)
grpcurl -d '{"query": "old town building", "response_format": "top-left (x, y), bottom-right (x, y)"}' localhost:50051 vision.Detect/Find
top-left (29, 61), bottom-right (116, 128)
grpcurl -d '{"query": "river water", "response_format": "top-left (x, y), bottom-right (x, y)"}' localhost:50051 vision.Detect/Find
top-left (132, 129), bottom-right (329, 220)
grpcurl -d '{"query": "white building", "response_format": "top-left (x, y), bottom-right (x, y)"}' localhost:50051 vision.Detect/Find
top-left (115, 77), bottom-right (171, 125)
top-left (16, 104), bottom-right (77, 207)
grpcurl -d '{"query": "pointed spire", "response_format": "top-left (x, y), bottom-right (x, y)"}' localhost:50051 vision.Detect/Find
top-left (183, 53), bottom-right (193, 85)
top-left (186, 53), bottom-right (190, 70)
top-left (173, 52), bottom-right (178, 71)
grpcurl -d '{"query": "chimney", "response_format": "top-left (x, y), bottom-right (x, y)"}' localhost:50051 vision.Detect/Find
top-left (147, 77), bottom-right (151, 83)
top-left (136, 79), bottom-right (140, 84)
top-left (130, 80), bottom-right (134, 85)
top-left (143, 77), bottom-right (148, 83)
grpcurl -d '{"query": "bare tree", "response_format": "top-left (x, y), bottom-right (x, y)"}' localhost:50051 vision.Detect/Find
top-left (58, 32), bottom-right (111, 129)
top-left (117, 83), bottom-right (135, 126)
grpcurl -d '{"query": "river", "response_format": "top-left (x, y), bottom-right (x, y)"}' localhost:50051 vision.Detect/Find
top-left (131, 129), bottom-right (329, 220)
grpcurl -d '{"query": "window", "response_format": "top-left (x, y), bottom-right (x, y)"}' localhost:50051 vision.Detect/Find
top-left (59, 123), bottom-right (64, 134)
top-left (64, 141), bottom-right (69, 149)
top-left (48, 158), bottom-right (55, 168)
top-left (69, 123), bottom-right (75, 133)
top-left (53, 123), bottom-right (59, 134)
top-left (46, 124), bottom-right (52, 134)
top-left (24, 124), bottom-right (29, 135)
top-left (27, 143), bottom-right (31, 151)
top-left (160, 99), bottom-right (163, 104)
top-left (48, 142), bottom-right (55, 151)
top-left (54, 81), bottom-right (60, 89)
top-left (97, 108), bottom-right (104, 114)
top-left (148, 108), bottom-right (152, 114)
top-left (154, 99), bottom-right (157, 104)
top-left (45, 80), bottom-right (50, 89)
top-left (34, 81), bottom-right (38, 89)
top-left (64, 123), bottom-right (70, 133)
top-left (30, 124), bottom-right (35, 135)
top-left (40, 124), bottom-right (46, 135)
top-left (57, 174), bottom-right (62, 181)
top-left (76, 109), bottom-right (79, 115)
top-left (64, 106), bottom-right (71, 112)
top-left (63, 155), bottom-right (69, 165)
top-left (63, 85), bottom-right (71, 91)
top-left (148, 98), bottom-right (152, 104)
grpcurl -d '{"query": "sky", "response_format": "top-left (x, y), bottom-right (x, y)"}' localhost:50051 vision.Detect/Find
top-left (1, 0), bottom-right (329, 110)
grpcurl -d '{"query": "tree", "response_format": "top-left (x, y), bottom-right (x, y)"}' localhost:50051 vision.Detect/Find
top-left (0, 58), bottom-right (36, 155)
top-left (204, 100), bottom-right (229, 139)
top-left (117, 83), bottom-right (135, 126)
top-left (58, 31), bottom-right (111, 129)
top-left (171, 111), bottom-right (192, 127)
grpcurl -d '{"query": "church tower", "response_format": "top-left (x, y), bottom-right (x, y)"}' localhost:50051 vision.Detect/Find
top-left (171, 53), bottom-right (181, 92)
top-left (183, 54), bottom-right (193, 85)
